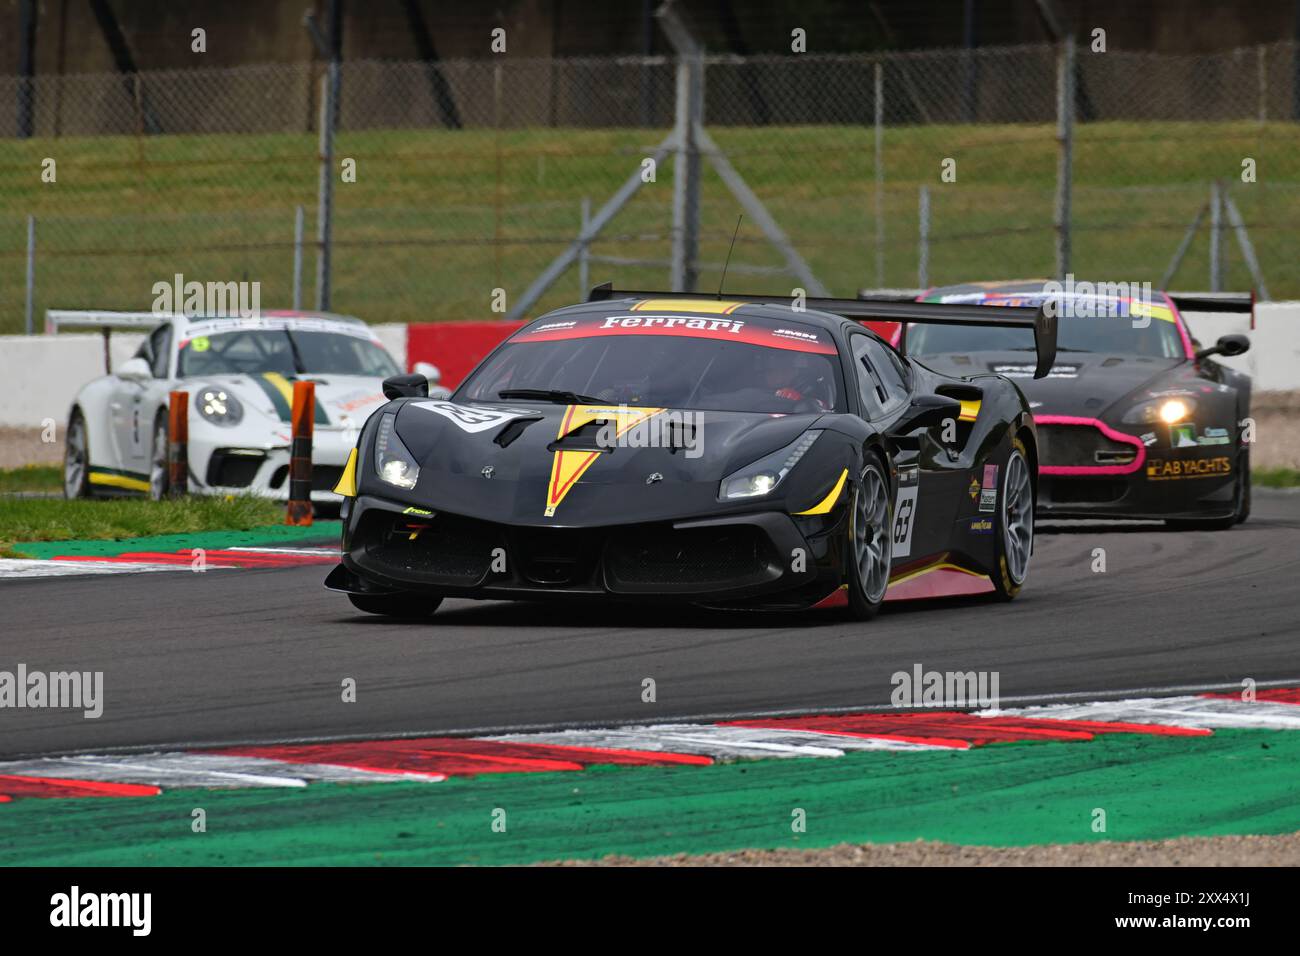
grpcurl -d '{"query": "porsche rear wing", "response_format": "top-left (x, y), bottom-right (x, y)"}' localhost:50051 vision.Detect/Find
top-left (44, 310), bottom-right (177, 374)
top-left (588, 283), bottom-right (1058, 379)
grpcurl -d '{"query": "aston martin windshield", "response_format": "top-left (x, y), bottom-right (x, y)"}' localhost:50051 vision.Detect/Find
top-left (458, 312), bottom-right (847, 413)
top-left (908, 311), bottom-right (1185, 359)
top-left (178, 329), bottom-right (400, 377)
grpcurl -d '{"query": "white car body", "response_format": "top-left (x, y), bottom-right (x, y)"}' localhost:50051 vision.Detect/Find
top-left (64, 311), bottom-right (409, 503)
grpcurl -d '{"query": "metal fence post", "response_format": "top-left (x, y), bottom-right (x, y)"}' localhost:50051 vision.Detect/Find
top-left (315, 64), bottom-right (337, 311)
top-left (578, 197), bottom-right (591, 297)
top-left (917, 185), bottom-right (930, 289)
top-left (24, 215), bottom-right (35, 335)
top-left (1209, 180), bottom-right (1223, 292)
top-left (1054, 35), bottom-right (1074, 280)
top-left (874, 61), bottom-right (885, 289)
top-left (292, 205), bottom-right (305, 311)
top-left (670, 52), bottom-right (703, 291)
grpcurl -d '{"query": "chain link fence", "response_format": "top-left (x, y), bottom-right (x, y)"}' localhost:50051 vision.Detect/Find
top-left (2, 41), bottom-right (1298, 335)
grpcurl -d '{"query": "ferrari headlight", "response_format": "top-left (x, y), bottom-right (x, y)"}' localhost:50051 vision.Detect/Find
top-left (196, 386), bottom-right (243, 426)
top-left (720, 431), bottom-right (821, 500)
top-left (374, 412), bottom-right (419, 490)
top-left (1121, 396), bottom-right (1197, 425)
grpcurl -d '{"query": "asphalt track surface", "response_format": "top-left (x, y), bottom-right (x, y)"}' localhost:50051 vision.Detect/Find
top-left (3, 493), bottom-right (1298, 760)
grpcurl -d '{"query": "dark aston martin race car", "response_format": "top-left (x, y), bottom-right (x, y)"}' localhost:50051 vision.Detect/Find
top-left (324, 286), bottom-right (1057, 619)
top-left (900, 280), bottom-right (1253, 529)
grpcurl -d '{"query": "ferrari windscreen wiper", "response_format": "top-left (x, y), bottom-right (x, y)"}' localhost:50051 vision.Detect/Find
top-left (498, 388), bottom-right (605, 404)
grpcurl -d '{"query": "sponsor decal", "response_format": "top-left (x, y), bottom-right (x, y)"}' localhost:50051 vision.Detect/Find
top-left (979, 464), bottom-right (999, 513)
top-left (1145, 456), bottom-right (1233, 480)
top-left (1171, 423), bottom-right (1199, 448)
top-left (402, 506), bottom-right (433, 515)
top-left (993, 363), bottom-right (1079, 379)
top-left (410, 401), bottom-right (536, 434)
top-left (892, 466), bottom-right (920, 558)
top-left (545, 405), bottom-right (666, 516)
top-left (968, 476), bottom-right (980, 500)
top-left (1140, 431), bottom-right (1158, 447)
top-left (967, 517), bottom-right (994, 535)
top-left (1198, 426), bottom-right (1231, 446)
top-left (516, 312), bottom-right (837, 354)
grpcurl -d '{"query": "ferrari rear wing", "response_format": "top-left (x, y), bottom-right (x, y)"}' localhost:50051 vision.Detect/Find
top-left (588, 283), bottom-right (1058, 379)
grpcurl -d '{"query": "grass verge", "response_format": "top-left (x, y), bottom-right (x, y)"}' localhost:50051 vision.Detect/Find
top-left (1254, 467), bottom-right (1300, 488)
top-left (0, 465), bottom-right (62, 494)
top-left (0, 496), bottom-right (286, 557)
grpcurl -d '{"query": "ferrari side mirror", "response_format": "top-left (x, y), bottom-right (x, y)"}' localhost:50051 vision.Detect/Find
top-left (1195, 333), bottom-right (1250, 362)
top-left (382, 373), bottom-right (430, 400)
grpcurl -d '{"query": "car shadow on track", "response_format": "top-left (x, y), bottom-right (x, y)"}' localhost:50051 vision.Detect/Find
top-left (328, 589), bottom-right (1005, 631)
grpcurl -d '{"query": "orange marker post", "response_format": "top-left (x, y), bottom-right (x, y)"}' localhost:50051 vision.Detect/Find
top-left (167, 391), bottom-right (188, 497)
top-left (286, 380), bottom-right (315, 526)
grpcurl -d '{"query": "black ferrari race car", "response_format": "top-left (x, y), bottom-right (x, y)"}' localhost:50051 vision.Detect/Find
top-left (900, 280), bottom-right (1252, 529)
top-left (325, 285), bottom-right (1057, 619)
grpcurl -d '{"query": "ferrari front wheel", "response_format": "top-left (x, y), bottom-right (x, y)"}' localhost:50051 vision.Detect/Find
top-left (846, 456), bottom-right (892, 621)
top-left (990, 437), bottom-right (1033, 601)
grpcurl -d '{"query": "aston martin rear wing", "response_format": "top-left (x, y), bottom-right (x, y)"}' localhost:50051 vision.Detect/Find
top-left (588, 283), bottom-right (1058, 379)
top-left (1167, 291), bottom-right (1256, 328)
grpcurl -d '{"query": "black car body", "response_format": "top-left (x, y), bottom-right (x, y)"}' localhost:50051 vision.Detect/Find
top-left (325, 287), bottom-right (1055, 618)
top-left (901, 280), bottom-right (1252, 528)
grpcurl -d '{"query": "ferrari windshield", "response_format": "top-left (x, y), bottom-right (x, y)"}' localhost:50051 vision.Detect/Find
top-left (178, 329), bottom-right (399, 378)
top-left (458, 313), bottom-right (847, 414)
top-left (907, 312), bottom-right (1186, 359)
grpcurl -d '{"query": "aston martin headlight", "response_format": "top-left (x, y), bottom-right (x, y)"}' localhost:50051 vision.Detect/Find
top-left (374, 412), bottom-right (419, 490)
top-left (196, 386), bottom-right (244, 426)
top-left (1121, 396), bottom-right (1198, 425)
top-left (720, 431), bottom-right (821, 500)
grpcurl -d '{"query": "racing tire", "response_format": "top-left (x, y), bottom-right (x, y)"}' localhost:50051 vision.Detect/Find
top-left (149, 414), bottom-right (169, 501)
top-left (64, 409), bottom-right (92, 499)
top-left (989, 436), bottom-right (1034, 601)
top-left (845, 455), bottom-right (892, 621)
top-left (348, 592), bottom-right (443, 619)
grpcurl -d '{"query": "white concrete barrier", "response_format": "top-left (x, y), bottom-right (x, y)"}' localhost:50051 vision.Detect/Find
top-left (1179, 303), bottom-right (1300, 391)
top-left (0, 333), bottom-right (145, 429)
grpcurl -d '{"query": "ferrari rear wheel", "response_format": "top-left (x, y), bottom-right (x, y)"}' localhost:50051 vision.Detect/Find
top-left (990, 437), bottom-right (1033, 601)
top-left (64, 410), bottom-right (91, 499)
top-left (846, 456), bottom-right (892, 620)
top-left (348, 592), bottom-right (443, 619)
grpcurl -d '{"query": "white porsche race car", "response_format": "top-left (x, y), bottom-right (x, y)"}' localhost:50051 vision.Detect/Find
top-left (61, 310), bottom-right (427, 503)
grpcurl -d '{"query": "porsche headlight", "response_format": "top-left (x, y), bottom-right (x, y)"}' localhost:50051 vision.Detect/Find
top-left (374, 412), bottom-right (419, 490)
top-left (1121, 396), bottom-right (1198, 425)
top-left (196, 386), bottom-right (244, 426)
top-left (720, 431), bottom-right (821, 500)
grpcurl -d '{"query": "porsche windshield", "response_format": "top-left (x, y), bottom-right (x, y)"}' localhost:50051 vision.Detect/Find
top-left (178, 329), bottom-right (399, 377)
top-left (458, 315), bottom-right (847, 414)
top-left (907, 311), bottom-right (1186, 359)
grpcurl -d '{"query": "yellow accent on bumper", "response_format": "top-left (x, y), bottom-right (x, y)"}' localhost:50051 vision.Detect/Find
top-left (794, 468), bottom-right (848, 516)
top-left (958, 399), bottom-right (981, 422)
top-left (334, 448), bottom-right (358, 497)
top-left (88, 471), bottom-right (151, 492)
